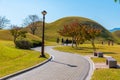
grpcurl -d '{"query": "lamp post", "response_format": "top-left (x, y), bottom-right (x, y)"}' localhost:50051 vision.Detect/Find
top-left (40, 10), bottom-right (47, 57)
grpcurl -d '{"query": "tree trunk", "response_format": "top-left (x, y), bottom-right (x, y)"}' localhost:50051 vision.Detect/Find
top-left (75, 39), bottom-right (78, 48)
top-left (13, 37), bottom-right (17, 47)
top-left (91, 38), bottom-right (96, 52)
top-left (72, 37), bottom-right (74, 48)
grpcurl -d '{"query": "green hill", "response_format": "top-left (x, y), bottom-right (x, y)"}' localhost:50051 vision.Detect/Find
top-left (0, 30), bottom-right (41, 41)
top-left (33, 16), bottom-right (114, 42)
top-left (0, 17), bottom-right (116, 42)
top-left (112, 30), bottom-right (120, 42)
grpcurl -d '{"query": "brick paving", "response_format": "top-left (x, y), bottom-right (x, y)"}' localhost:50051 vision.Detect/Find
top-left (7, 46), bottom-right (90, 80)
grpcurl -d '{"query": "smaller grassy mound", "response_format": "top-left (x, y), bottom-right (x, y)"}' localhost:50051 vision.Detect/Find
top-left (0, 40), bottom-right (49, 77)
top-left (0, 30), bottom-right (41, 41)
top-left (0, 30), bottom-right (13, 41)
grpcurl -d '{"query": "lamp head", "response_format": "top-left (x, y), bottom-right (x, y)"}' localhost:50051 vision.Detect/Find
top-left (42, 10), bottom-right (47, 15)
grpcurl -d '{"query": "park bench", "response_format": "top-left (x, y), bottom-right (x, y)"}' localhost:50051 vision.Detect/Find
top-left (106, 57), bottom-right (117, 68)
top-left (94, 52), bottom-right (103, 57)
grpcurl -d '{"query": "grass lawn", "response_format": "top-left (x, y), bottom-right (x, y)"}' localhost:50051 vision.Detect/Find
top-left (0, 40), bottom-right (49, 78)
top-left (54, 44), bottom-right (120, 80)
top-left (92, 69), bottom-right (120, 80)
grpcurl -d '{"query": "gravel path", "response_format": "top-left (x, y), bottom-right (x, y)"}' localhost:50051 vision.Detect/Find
top-left (7, 46), bottom-right (92, 80)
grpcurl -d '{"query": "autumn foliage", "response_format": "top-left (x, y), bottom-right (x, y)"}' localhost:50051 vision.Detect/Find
top-left (58, 20), bottom-right (101, 51)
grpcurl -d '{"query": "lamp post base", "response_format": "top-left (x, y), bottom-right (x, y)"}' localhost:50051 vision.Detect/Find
top-left (39, 55), bottom-right (46, 58)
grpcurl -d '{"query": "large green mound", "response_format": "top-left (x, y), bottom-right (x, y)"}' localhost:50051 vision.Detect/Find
top-left (35, 16), bottom-right (114, 41)
top-left (2, 16), bottom-right (114, 42)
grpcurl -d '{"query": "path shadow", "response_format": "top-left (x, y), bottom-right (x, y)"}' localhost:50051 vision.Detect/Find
top-left (51, 60), bottom-right (78, 67)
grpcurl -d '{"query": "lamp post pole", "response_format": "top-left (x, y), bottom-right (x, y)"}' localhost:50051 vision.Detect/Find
top-left (41, 10), bottom-right (47, 57)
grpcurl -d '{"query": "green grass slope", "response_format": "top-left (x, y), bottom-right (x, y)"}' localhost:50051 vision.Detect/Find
top-left (112, 30), bottom-right (120, 43)
top-left (34, 16), bottom-right (114, 42)
top-left (0, 30), bottom-right (41, 41)
top-left (0, 40), bottom-right (48, 77)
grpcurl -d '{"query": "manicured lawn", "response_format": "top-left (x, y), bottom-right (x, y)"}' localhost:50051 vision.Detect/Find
top-left (91, 57), bottom-right (106, 63)
top-left (54, 44), bottom-right (120, 80)
top-left (54, 44), bottom-right (93, 55)
top-left (45, 41), bottom-right (58, 46)
top-left (0, 40), bottom-right (49, 78)
top-left (92, 69), bottom-right (120, 80)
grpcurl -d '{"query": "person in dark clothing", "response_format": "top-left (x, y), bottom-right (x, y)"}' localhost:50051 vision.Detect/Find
top-left (61, 38), bottom-right (64, 45)
top-left (111, 41), bottom-right (114, 46)
top-left (56, 37), bottom-right (60, 44)
top-left (66, 38), bottom-right (69, 46)
top-left (108, 40), bottom-right (110, 46)
top-left (102, 41), bottom-right (104, 45)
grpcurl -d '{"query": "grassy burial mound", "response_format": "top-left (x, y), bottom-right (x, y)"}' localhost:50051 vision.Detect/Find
top-left (0, 30), bottom-right (41, 41)
top-left (27, 16), bottom-right (114, 42)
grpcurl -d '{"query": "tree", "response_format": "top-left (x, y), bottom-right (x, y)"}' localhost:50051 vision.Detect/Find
top-left (84, 24), bottom-right (101, 52)
top-left (0, 16), bottom-right (10, 29)
top-left (58, 21), bottom-right (101, 51)
top-left (114, 0), bottom-right (120, 2)
top-left (58, 21), bottom-right (86, 48)
top-left (23, 15), bottom-right (40, 35)
top-left (10, 25), bottom-right (27, 44)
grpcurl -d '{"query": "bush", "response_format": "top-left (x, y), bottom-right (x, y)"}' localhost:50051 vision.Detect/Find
top-left (15, 39), bottom-right (32, 49)
top-left (31, 40), bottom-right (42, 48)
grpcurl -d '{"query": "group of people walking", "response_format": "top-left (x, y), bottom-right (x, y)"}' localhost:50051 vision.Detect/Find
top-left (56, 37), bottom-right (69, 45)
top-left (101, 40), bottom-right (114, 46)
top-left (57, 37), bottom-right (114, 46)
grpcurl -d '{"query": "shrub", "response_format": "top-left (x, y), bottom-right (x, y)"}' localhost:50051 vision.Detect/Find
top-left (15, 39), bottom-right (32, 49)
top-left (31, 40), bottom-right (42, 48)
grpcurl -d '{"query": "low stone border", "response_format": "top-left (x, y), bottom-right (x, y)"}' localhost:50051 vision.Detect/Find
top-left (0, 56), bottom-right (52, 80)
top-left (84, 56), bottom-right (95, 80)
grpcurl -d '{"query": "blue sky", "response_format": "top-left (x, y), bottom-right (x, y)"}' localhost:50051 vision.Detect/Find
top-left (0, 0), bottom-right (120, 29)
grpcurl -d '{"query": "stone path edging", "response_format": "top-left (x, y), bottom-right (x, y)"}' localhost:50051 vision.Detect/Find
top-left (0, 55), bottom-right (52, 80)
top-left (84, 56), bottom-right (95, 80)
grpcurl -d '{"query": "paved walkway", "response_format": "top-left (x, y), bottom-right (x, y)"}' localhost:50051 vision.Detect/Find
top-left (7, 46), bottom-right (91, 80)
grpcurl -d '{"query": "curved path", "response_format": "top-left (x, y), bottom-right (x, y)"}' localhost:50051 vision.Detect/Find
top-left (7, 46), bottom-right (92, 80)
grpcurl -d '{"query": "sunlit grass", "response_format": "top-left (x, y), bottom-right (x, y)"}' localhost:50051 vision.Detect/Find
top-left (45, 41), bottom-right (58, 46)
top-left (91, 69), bottom-right (120, 80)
top-left (91, 57), bottom-right (106, 63)
top-left (0, 40), bottom-right (49, 77)
top-left (54, 44), bottom-right (93, 55)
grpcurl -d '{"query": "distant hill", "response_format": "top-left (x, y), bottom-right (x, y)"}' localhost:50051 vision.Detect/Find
top-left (31, 16), bottom-right (114, 42)
top-left (110, 28), bottom-right (120, 32)
top-left (112, 30), bottom-right (120, 42)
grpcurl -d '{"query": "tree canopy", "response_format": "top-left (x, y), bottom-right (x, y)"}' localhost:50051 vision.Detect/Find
top-left (58, 20), bottom-right (101, 51)
top-left (0, 16), bottom-right (10, 29)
